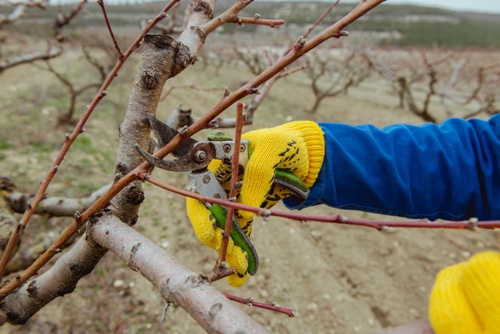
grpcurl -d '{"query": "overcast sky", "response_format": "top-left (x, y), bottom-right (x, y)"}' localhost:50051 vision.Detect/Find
top-left (381, 0), bottom-right (500, 14)
top-left (51, 0), bottom-right (500, 14)
top-left (263, 0), bottom-right (500, 14)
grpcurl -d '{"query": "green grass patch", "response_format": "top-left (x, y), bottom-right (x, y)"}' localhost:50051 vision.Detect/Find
top-left (0, 141), bottom-right (12, 150)
top-left (72, 136), bottom-right (97, 154)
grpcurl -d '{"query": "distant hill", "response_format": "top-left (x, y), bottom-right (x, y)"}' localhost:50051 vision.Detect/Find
top-left (237, 1), bottom-right (500, 48)
top-left (4, 1), bottom-right (500, 48)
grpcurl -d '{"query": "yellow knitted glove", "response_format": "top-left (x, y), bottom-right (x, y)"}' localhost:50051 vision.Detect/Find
top-left (186, 121), bottom-right (325, 287)
top-left (429, 251), bottom-right (500, 334)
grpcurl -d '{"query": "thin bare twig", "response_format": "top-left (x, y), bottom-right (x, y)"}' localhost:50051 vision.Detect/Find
top-left (96, 0), bottom-right (123, 58)
top-left (303, 0), bottom-right (339, 40)
top-left (53, 0), bottom-right (87, 40)
top-left (142, 174), bottom-right (500, 231)
top-left (222, 291), bottom-right (295, 317)
top-left (215, 103), bottom-right (245, 272)
top-left (234, 16), bottom-right (284, 28)
top-left (0, 48), bottom-right (61, 74)
top-left (277, 65), bottom-right (306, 78)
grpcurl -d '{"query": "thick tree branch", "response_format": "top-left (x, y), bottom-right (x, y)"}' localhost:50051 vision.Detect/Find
top-left (88, 212), bottom-right (269, 333)
top-left (0, 224), bottom-right (107, 325)
top-left (6, 184), bottom-right (111, 216)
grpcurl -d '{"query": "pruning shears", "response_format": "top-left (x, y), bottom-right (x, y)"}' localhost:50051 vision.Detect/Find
top-left (135, 115), bottom-right (309, 276)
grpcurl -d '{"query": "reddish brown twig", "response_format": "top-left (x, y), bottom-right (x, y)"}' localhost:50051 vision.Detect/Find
top-left (235, 16), bottom-right (285, 28)
top-left (207, 267), bottom-right (235, 283)
top-left (215, 103), bottom-right (245, 273)
top-left (0, 0), bottom-right (181, 284)
top-left (53, 0), bottom-right (87, 36)
top-left (222, 291), bottom-right (295, 317)
top-left (277, 65), bottom-right (306, 79)
top-left (141, 174), bottom-right (500, 231)
top-left (264, 49), bottom-right (274, 67)
top-left (303, 0), bottom-right (339, 40)
top-left (97, 0), bottom-right (123, 58)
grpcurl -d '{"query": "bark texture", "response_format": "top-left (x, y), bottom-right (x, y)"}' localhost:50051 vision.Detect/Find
top-left (89, 212), bottom-right (269, 334)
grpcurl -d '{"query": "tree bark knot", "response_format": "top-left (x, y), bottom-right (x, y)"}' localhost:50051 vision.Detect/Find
top-left (129, 242), bottom-right (142, 267)
top-left (208, 302), bottom-right (222, 319)
top-left (141, 72), bottom-right (159, 90)
top-left (192, 0), bottom-right (213, 19)
top-left (26, 280), bottom-right (38, 298)
top-left (142, 34), bottom-right (192, 79)
top-left (190, 26), bottom-right (207, 44)
top-left (184, 274), bottom-right (205, 288)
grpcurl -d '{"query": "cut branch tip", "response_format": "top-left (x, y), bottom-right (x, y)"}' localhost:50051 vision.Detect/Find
top-left (207, 266), bottom-right (235, 283)
top-left (339, 215), bottom-right (348, 223)
top-left (208, 119), bottom-right (219, 128)
top-left (248, 87), bottom-right (260, 95)
top-left (136, 171), bottom-right (150, 181)
top-left (295, 36), bottom-right (306, 49)
top-left (179, 125), bottom-right (189, 136)
top-left (74, 210), bottom-right (82, 222)
top-left (467, 217), bottom-right (478, 231)
top-left (114, 173), bottom-right (123, 183)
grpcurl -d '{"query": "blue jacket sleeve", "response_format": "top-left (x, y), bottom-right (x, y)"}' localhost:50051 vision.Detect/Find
top-left (283, 115), bottom-right (500, 221)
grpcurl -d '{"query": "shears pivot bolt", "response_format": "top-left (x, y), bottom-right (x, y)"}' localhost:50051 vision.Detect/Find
top-left (194, 150), bottom-right (207, 162)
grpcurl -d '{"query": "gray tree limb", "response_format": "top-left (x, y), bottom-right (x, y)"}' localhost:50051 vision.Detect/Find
top-left (6, 184), bottom-right (111, 217)
top-left (88, 212), bottom-right (269, 334)
top-left (0, 224), bottom-right (107, 325)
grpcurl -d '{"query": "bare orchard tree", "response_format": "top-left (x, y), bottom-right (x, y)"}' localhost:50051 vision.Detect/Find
top-left (0, 0), bottom-right (386, 332)
top-left (438, 50), bottom-right (500, 119)
top-left (363, 47), bottom-right (450, 123)
top-left (0, 0), bottom-right (88, 73)
top-left (0, 0), bottom-right (47, 28)
top-left (301, 45), bottom-right (372, 114)
top-left (364, 47), bottom-right (499, 123)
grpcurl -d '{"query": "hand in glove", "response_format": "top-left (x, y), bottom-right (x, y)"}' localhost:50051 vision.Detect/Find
top-left (186, 121), bottom-right (325, 287)
top-left (429, 251), bottom-right (500, 334)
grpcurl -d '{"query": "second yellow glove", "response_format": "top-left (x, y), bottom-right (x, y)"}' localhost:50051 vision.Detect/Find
top-left (429, 251), bottom-right (500, 334)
